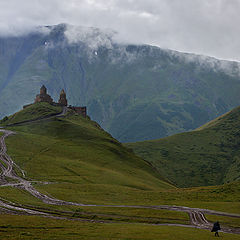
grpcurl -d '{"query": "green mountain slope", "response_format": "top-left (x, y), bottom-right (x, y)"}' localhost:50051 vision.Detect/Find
top-left (126, 106), bottom-right (240, 187)
top-left (3, 103), bottom-right (172, 206)
top-left (1, 24), bottom-right (240, 142)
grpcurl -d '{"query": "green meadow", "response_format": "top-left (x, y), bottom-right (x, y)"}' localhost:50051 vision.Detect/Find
top-left (0, 215), bottom-right (239, 240)
top-left (0, 102), bottom-right (239, 239)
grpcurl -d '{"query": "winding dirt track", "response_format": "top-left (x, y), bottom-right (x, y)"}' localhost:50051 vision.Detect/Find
top-left (0, 129), bottom-right (240, 234)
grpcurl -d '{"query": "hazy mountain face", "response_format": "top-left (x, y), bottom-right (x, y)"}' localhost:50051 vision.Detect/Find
top-left (1, 24), bottom-right (240, 142)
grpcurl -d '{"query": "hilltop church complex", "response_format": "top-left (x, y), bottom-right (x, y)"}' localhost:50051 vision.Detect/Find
top-left (25, 85), bottom-right (87, 117)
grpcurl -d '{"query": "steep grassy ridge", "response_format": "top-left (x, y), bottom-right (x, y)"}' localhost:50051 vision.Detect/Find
top-left (126, 106), bottom-right (240, 187)
top-left (4, 104), bottom-right (172, 207)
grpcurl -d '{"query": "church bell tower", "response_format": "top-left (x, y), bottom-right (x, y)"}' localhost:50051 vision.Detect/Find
top-left (58, 89), bottom-right (68, 106)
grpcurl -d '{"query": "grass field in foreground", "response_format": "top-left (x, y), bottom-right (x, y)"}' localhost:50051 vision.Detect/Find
top-left (206, 214), bottom-right (240, 229)
top-left (0, 178), bottom-right (240, 214)
top-left (0, 214), bottom-right (239, 240)
top-left (0, 184), bottom-right (239, 228)
top-left (0, 187), bottom-right (190, 226)
top-left (33, 181), bottom-right (240, 215)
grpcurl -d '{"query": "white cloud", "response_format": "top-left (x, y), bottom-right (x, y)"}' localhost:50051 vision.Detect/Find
top-left (64, 25), bottom-right (114, 49)
top-left (0, 0), bottom-right (240, 61)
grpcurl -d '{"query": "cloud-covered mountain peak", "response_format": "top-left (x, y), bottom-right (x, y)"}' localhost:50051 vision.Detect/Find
top-left (48, 23), bottom-right (115, 51)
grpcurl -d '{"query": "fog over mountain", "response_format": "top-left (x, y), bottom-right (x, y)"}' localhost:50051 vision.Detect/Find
top-left (61, 24), bottom-right (240, 76)
top-left (0, 0), bottom-right (240, 61)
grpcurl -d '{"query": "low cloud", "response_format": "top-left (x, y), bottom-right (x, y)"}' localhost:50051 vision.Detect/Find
top-left (0, 0), bottom-right (240, 61)
top-left (64, 25), bottom-right (114, 49)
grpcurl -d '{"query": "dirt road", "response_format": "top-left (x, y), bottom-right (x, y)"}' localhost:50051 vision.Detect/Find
top-left (0, 129), bottom-right (239, 234)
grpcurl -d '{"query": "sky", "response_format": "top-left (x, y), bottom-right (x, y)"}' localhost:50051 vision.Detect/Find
top-left (0, 0), bottom-right (240, 61)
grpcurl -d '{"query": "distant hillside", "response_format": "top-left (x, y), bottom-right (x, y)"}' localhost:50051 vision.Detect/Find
top-left (3, 102), bottom-right (172, 206)
top-left (126, 106), bottom-right (240, 187)
top-left (1, 24), bottom-right (240, 142)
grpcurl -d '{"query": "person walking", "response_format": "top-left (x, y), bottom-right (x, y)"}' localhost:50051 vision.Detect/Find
top-left (211, 221), bottom-right (221, 237)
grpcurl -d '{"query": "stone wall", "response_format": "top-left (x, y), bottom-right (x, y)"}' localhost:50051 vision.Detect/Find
top-left (69, 106), bottom-right (87, 117)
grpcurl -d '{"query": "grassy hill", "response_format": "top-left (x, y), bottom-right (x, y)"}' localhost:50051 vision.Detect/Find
top-left (126, 106), bottom-right (240, 188)
top-left (3, 102), bottom-right (173, 207)
top-left (1, 103), bottom-right (240, 238)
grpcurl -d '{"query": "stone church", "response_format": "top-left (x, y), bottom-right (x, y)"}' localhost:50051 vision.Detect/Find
top-left (34, 85), bottom-right (54, 104)
top-left (26, 85), bottom-right (87, 117)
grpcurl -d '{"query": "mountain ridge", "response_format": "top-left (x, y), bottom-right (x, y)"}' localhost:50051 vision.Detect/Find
top-left (1, 23), bottom-right (240, 142)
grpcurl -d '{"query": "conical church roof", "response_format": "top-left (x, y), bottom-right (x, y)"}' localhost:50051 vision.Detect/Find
top-left (41, 85), bottom-right (46, 90)
top-left (60, 89), bottom-right (66, 95)
top-left (40, 85), bottom-right (47, 94)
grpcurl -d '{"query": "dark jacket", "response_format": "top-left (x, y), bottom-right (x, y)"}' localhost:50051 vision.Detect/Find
top-left (211, 222), bottom-right (221, 232)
